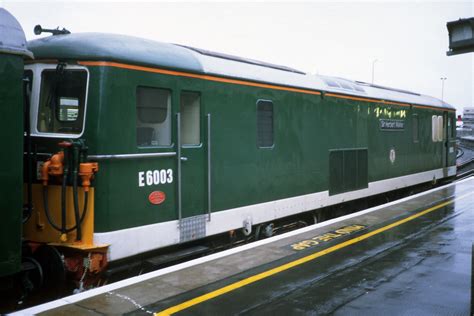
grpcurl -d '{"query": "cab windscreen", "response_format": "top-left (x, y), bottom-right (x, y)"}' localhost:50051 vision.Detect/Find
top-left (37, 69), bottom-right (87, 134)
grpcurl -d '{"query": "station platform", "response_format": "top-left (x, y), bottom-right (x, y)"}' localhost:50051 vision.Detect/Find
top-left (16, 177), bottom-right (474, 315)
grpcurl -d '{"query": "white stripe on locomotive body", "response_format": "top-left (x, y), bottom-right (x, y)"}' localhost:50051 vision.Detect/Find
top-left (94, 166), bottom-right (456, 262)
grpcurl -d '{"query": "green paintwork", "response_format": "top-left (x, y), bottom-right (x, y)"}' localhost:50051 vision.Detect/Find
top-left (26, 34), bottom-right (457, 235)
top-left (0, 53), bottom-right (24, 277)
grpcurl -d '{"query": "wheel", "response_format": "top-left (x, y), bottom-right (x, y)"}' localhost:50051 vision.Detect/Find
top-left (21, 256), bottom-right (44, 291)
top-left (33, 245), bottom-right (66, 296)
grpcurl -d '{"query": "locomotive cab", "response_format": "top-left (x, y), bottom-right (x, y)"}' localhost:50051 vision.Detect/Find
top-left (22, 60), bottom-right (106, 291)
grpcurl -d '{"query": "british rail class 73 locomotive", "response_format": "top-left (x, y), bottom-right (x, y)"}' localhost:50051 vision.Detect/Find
top-left (2, 21), bottom-right (457, 294)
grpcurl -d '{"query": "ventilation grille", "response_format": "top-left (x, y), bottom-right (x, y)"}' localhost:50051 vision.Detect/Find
top-left (257, 100), bottom-right (274, 147)
top-left (329, 148), bottom-right (368, 196)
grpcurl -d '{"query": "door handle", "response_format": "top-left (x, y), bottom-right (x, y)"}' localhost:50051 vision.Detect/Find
top-left (181, 157), bottom-right (188, 162)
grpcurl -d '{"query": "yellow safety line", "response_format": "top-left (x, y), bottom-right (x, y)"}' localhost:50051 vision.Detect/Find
top-left (155, 191), bottom-right (472, 316)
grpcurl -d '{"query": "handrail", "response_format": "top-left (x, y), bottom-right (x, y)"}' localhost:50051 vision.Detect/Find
top-left (207, 113), bottom-right (212, 221)
top-left (176, 113), bottom-right (182, 227)
top-left (88, 152), bottom-right (176, 160)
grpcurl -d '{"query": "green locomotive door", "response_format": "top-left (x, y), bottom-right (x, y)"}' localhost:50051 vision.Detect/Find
top-left (177, 91), bottom-right (209, 242)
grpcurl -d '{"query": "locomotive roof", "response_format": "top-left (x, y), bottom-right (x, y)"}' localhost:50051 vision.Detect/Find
top-left (28, 32), bottom-right (454, 110)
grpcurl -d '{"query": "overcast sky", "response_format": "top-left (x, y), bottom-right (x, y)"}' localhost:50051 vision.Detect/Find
top-left (2, 1), bottom-right (473, 113)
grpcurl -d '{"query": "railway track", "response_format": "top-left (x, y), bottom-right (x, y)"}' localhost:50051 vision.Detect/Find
top-left (456, 144), bottom-right (474, 179)
top-left (456, 163), bottom-right (474, 180)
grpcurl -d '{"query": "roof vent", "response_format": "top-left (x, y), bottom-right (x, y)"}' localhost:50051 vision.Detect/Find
top-left (177, 44), bottom-right (306, 75)
top-left (355, 81), bottom-right (420, 96)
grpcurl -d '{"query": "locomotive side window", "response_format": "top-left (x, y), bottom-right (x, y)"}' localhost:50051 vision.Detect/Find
top-left (136, 87), bottom-right (172, 147)
top-left (437, 116), bottom-right (444, 141)
top-left (431, 115), bottom-right (437, 142)
top-left (412, 114), bottom-right (419, 142)
top-left (431, 115), bottom-right (444, 142)
top-left (447, 117), bottom-right (451, 138)
top-left (257, 100), bottom-right (274, 148)
top-left (453, 117), bottom-right (456, 137)
top-left (180, 91), bottom-right (201, 145)
top-left (37, 69), bottom-right (87, 134)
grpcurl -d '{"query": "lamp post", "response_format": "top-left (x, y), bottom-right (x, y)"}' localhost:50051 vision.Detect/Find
top-left (371, 59), bottom-right (378, 84)
top-left (440, 77), bottom-right (447, 101)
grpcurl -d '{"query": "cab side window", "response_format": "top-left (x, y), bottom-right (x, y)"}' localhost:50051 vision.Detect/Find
top-left (136, 87), bottom-right (172, 147)
top-left (180, 91), bottom-right (201, 145)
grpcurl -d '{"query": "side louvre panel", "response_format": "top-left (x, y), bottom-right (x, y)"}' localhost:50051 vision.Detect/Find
top-left (329, 148), bottom-right (368, 196)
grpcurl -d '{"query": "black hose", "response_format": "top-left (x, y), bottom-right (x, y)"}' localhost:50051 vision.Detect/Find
top-left (61, 166), bottom-right (68, 234)
top-left (42, 186), bottom-right (89, 234)
top-left (43, 186), bottom-right (62, 232)
top-left (72, 169), bottom-right (82, 241)
top-left (81, 191), bottom-right (89, 224)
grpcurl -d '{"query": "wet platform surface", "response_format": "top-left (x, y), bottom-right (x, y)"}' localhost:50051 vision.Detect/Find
top-left (19, 177), bottom-right (474, 316)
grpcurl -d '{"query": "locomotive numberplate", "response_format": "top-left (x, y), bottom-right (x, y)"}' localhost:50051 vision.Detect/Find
top-left (138, 169), bottom-right (173, 187)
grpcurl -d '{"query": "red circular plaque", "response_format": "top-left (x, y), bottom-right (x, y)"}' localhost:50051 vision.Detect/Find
top-left (148, 191), bottom-right (166, 205)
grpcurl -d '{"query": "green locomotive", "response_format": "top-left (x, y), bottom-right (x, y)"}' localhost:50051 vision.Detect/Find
top-left (0, 8), bottom-right (33, 279)
top-left (19, 30), bottom-right (456, 286)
